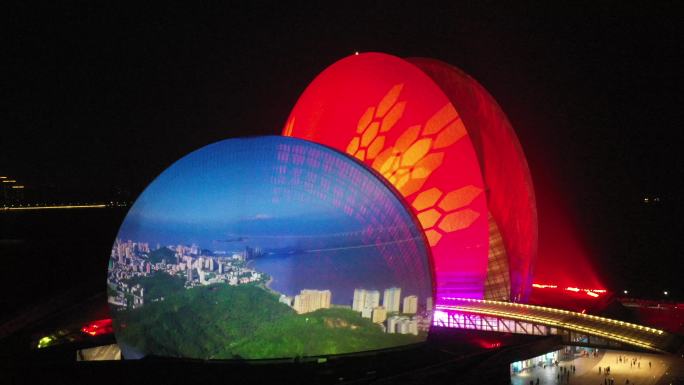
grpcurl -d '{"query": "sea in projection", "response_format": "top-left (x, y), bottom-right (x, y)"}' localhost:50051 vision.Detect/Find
top-left (107, 136), bottom-right (434, 360)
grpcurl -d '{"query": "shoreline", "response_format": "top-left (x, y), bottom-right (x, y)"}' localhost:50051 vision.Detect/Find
top-left (261, 274), bottom-right (283, 297)
top-left (249, 258), bottom-right (287, 298)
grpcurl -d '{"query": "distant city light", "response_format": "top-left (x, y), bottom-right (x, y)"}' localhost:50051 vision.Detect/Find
top-left (354, 51), bottom-right (359, 55)
top-left (664, 291), bottom-right (669, 296)
top-left (0, 176), bottom-right (7, 179)
top-left (1, 204), bottom-right (107, 211)
top-left (11, 185), bottom-right (24, 189)
top-left (623, 290), bottom-right (629, 294)
top-left (2, 179), bottom-right (16, 183)
top-left (532, 283), bottom-right (558, 289)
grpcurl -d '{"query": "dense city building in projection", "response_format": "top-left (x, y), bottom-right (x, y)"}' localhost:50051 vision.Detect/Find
top-left (284, 52), bottom-right (537, 303)
top-left (107, 136), bottom-right (434, 360)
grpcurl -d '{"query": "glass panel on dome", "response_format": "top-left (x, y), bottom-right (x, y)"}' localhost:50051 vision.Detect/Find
top-left (107, 136), bottom-right (433, 360)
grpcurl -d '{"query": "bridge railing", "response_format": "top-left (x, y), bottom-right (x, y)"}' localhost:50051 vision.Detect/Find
top-left (434, 297), bottom-right (679, 353)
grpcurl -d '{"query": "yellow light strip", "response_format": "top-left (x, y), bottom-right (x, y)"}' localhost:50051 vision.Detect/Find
top-left (442, 297), bottom-right (665, 335)
top-left (11, 185), bottom-right (24, 189)
top-left (436, 304), bottom-right (663, 352)
top-left (2, 180), bottom-right (17, 183)
top-left (2, 204), bottom-right (108, 211)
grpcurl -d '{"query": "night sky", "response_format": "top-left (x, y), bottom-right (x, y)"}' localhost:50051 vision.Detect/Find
top-left (3, 3), bottom-right (682, 298)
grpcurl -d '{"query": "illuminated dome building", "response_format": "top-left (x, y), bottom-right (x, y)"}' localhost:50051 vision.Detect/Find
top-left (107, 136), bottom-right (433, 360)
top-left (284, 52), bottom-right (537, 304)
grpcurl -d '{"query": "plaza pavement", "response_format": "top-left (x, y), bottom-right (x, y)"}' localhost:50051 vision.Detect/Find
top-left (511, 349), bottom-right (683, 385)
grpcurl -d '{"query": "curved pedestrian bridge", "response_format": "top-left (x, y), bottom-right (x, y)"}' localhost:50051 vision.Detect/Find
top-left (435, 298), bottom-right (682, 353)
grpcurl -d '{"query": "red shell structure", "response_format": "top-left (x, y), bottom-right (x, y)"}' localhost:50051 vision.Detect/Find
top-left (284, 52), bottom-right (537, 302)
top-left (408, 58), bottom-right (538, 302)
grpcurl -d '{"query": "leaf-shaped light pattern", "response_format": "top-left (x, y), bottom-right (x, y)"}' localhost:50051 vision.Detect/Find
top-left (284, 52), bottom-right (492, 301)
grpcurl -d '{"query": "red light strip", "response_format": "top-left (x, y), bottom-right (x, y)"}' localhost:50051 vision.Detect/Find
top-left (532, 283), bottom-right (607, 298)
top-left (532, 283), bottom-right (557, 289)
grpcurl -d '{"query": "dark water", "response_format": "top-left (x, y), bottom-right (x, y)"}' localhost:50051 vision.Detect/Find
top-left (0, 208), bottom-right (128, 317)
top-left (251, 249), bottom-right (432, 307)
top-left (0, 205), bottom-right (435, 320)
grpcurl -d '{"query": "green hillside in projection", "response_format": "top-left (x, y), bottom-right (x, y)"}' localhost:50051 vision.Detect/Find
top-left (146, 247), bottom-right (175, 264)
top-left (113, 280), bottom-right (424, 359)
top-left (125, 272), bottom-right (185, 301)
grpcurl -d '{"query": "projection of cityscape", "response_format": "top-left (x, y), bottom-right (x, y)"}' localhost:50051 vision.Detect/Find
top-left (108, 136), bottom-right (433, 359)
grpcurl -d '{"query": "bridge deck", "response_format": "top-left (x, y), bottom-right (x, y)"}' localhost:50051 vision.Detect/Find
top-left (436, 298), bottom-right (680, 353)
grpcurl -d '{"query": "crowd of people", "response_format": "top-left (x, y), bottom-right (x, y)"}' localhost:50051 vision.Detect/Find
top-left (596, 354), bottom-right (652, 385)
top-left (514, 350), bottom-right (659, 385)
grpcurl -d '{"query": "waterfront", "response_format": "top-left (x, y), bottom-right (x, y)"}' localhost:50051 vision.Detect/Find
top-left (0, 207), bottom-right (127, 317)
top-left (251, 249), bottom-right (430, 307)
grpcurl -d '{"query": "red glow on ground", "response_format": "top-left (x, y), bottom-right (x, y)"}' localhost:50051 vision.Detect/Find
top-left (619, 298), bottom-right (684, 334)
top-left (472, 338), bottom-right (502, 349)
top-left (81, 318), bottom-right (113, 337)
top-left (531, 165), bottom-right (604, 291)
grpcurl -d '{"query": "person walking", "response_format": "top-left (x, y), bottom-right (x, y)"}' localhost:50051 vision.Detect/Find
top-left (599, 366), bottom-right (602, 374)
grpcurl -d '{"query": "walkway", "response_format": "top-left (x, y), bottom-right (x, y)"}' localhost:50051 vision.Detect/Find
top-left (437, 298), bottom-right (679, 352)
top-left (511, 349), bottom-right (681, 385)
